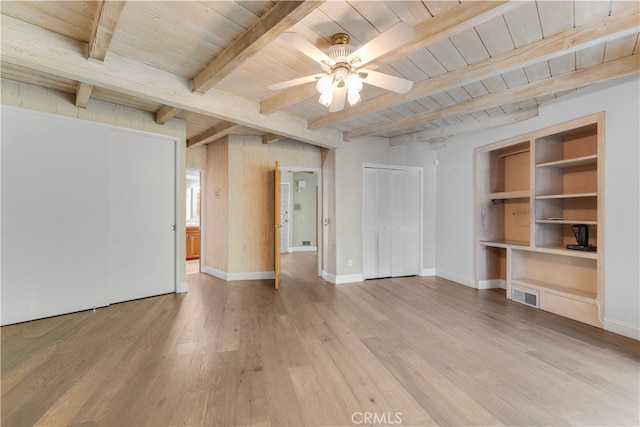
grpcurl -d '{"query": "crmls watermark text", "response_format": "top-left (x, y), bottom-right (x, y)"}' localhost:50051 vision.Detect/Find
top-left (351, 411), bottom-right (403, 425)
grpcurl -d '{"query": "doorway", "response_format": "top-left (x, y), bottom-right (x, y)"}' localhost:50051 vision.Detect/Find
top-left (280, 182), bottom-right (290, 253)
top-left (186, 168), bottom-right (202, 274)
top-left (279, 167), bottom-right (322, 277)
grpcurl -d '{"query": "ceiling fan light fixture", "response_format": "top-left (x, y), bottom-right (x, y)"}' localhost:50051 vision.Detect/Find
top-left (275, 23), bottom-right (415, 112)
top-left (316, 75), bottom-right (334, 93)
top-left (347, 89), bottom-right (361, 106)
top-left (347, 73), bottom-right (363, 93)
top-left (319, 90), bottom-right (333, 108)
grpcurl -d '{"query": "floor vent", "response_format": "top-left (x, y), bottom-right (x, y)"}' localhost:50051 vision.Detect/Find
top-left (512, 288), bottom-right (538, 308)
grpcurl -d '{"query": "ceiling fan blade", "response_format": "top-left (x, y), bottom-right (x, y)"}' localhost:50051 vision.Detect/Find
top-left (329, 85), bottom-right (347, 112)
top-left (268, 73), bottom-right (326, 91)
top-left (359, 69), bottom-right (414, 94)
top-left (280, 32), bottom-right (335, 66)
top-left (348, 22), bottom-right (415, 67)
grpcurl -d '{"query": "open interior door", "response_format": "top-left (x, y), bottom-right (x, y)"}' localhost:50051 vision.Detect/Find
top-left (274, 161), bottom-right (281, 290)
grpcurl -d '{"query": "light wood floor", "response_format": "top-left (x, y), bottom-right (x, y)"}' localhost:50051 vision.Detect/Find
top-left (2, 252), bottom-right (639, 426)
top-left (186, 259), bottom-right (200, 275)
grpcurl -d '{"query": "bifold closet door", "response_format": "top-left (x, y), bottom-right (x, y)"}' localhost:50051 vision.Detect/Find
top-left (377, 169), bottom-right (393, 278)
top-left (404, 170), bottom-right (420, 275)
top-left (362, 167), bottom-right (420, 280)
top-left (391, 170), bottom-right (407, 277)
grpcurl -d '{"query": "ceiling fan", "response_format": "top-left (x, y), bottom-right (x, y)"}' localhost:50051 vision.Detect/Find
top-left (268, 22), bottom-right (415, 112)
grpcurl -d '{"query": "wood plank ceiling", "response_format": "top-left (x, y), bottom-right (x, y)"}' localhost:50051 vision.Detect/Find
top-left (1, 1), bottom-right (638, 149)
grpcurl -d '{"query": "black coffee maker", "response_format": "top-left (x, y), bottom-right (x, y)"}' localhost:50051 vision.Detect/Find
top-left (567, 224), bottom-right (596, 251)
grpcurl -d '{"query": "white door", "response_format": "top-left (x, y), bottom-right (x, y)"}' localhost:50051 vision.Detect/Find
top-left (280, 182), bottom-right (290, 253)
top-left (1, 108), bottom-right (111, 325)
top-left (376, 169), bottom-right (393, 278)
top-left (362, 166), bottom-right (421, 280)
top-left (108, 131), bottom-right (176, 304)
top-left (391, 169), bottom-right (407, 277)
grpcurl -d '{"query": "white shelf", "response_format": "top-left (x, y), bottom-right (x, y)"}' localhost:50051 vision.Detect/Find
top-left (536, 154), bottom-right (597, 169)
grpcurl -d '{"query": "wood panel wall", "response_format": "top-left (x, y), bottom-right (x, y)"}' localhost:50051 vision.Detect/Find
top-left (205, 137), bottom-right (229, 272)
top-left (186, 145), bottom-right (206, 169)
top-left (223, 136), bottom-right (321, 274)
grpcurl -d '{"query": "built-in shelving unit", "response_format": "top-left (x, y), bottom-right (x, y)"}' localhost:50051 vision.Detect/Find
top-left (490, 190), bottom-right (531, 200)
top-left (475, 113), bottom-right (604, 327)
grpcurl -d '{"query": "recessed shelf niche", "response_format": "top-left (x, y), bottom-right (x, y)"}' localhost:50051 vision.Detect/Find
top-left (475, 113), bottom-right (604, 328)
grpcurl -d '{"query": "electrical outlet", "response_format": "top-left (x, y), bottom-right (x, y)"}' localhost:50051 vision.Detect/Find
top-left (348, 259), bottom-right (353, 267)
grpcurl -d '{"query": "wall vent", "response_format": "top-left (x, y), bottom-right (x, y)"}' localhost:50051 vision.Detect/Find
top-left (302, 241), bottom-right (310, 246)
top-left (512, 288), bottom-right (538, 308)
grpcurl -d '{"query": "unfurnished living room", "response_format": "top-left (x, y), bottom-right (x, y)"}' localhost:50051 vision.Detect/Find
top-left (1, 1), bottom-right (639, 426)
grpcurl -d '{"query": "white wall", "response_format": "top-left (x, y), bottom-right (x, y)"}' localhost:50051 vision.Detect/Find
top-left (434, 75), bottom-right (640, 338)
top-left (333, 137), bottom-right (436, 278)
top-left (403, 142), bottom-right (437, 273)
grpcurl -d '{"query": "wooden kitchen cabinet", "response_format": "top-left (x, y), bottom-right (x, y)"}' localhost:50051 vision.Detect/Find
top-left (186, 226), bottom-right (200, 260)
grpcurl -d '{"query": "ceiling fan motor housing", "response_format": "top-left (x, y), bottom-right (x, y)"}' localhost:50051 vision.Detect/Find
top-left (325, 33), bottom-right (360, 83)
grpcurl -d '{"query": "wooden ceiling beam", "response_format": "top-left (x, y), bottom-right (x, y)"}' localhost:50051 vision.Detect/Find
top-left (191, 1), bottom-right (323, 94)
top-left (75, 82), bottom-right (94, 108)
top-left (156, 105), bottom-right (182, 125)
top-left (310, 6), bottom-right (640, 130)
top-left (259, 0), bottom-right (523, 115)
top-left (88, 0), bottom-right (126, 61)
top-left (187, 122), bottom-right (240, 148)
top-left (1, 15), bottom-right (341, 149)
top-left (260, 83), bottom-right (318, 115)
top-left (345, 54), bottom-right (639, 140)
top-left (262, 134), bottom-right (285, 144)
top-left (390, 108), bottom-right (539, 145)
